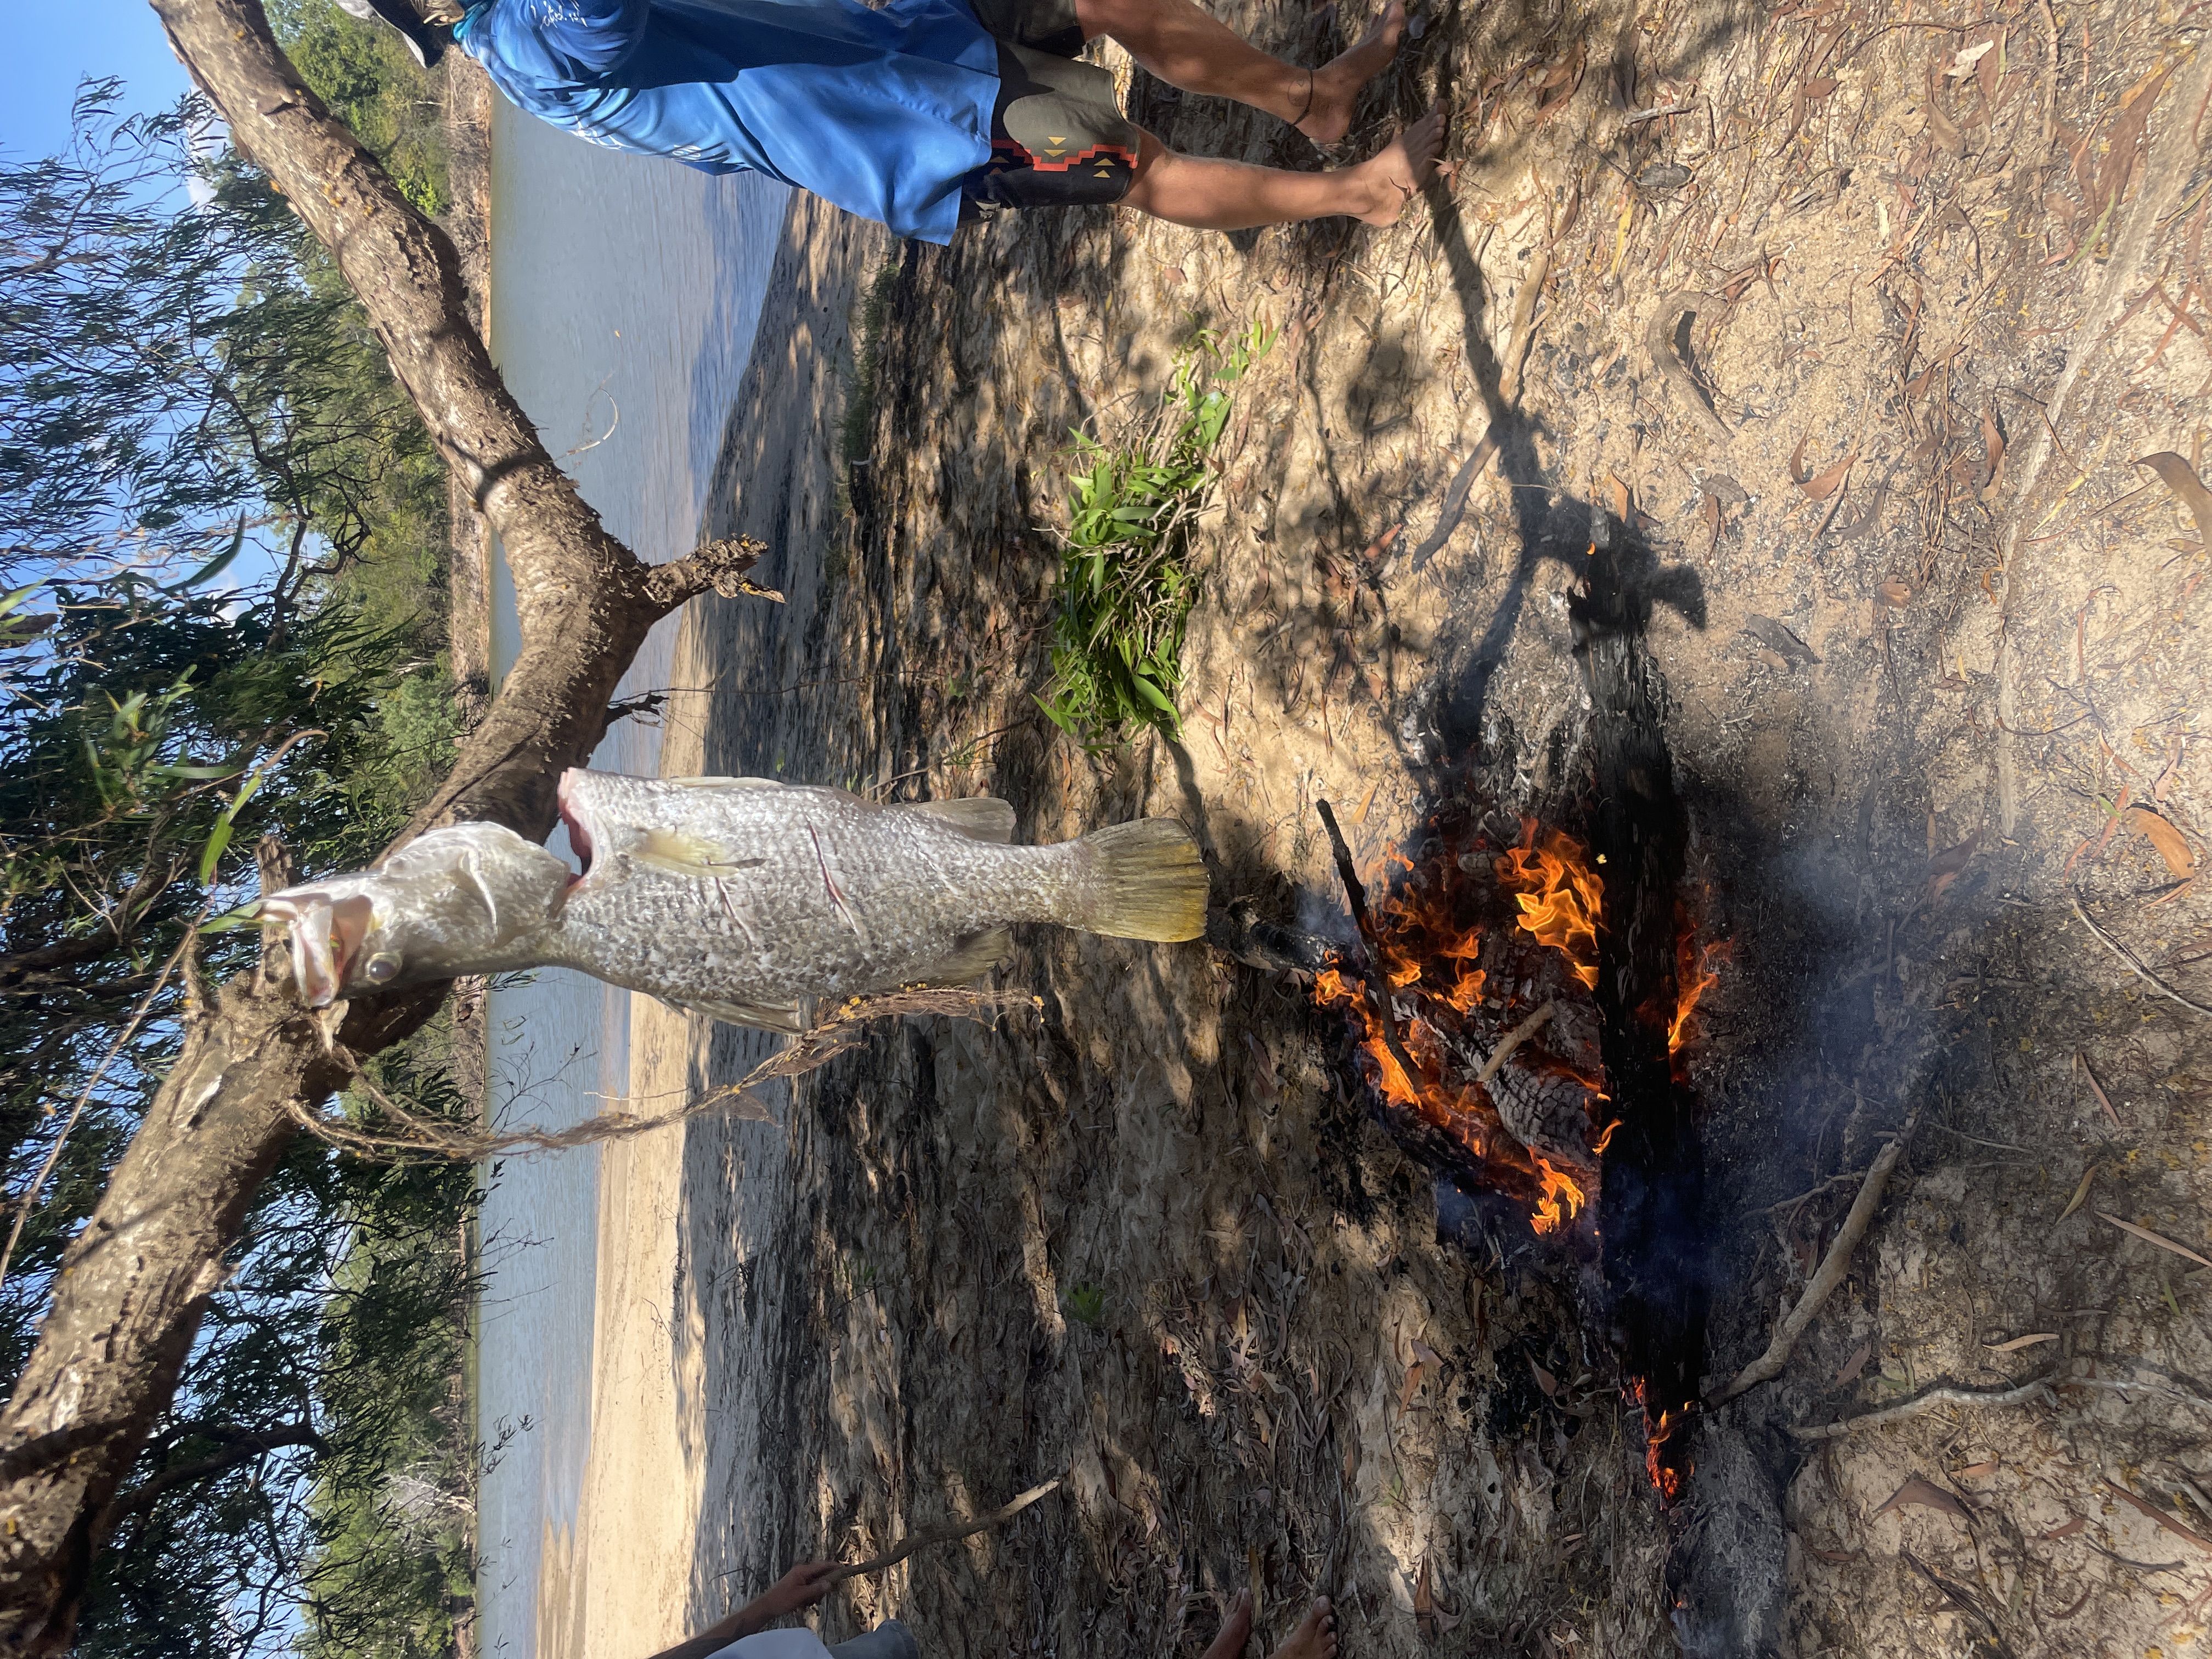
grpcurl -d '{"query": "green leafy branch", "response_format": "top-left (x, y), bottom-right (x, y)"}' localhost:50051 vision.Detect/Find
top-left (1036, 319), bottom-right (1275, 750)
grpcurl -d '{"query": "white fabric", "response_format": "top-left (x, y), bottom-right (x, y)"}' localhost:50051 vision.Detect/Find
top-left (704, 1632), bottom-right (835, 1659)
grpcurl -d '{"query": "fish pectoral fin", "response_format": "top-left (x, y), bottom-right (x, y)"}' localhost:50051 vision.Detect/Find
top-left (665, 775), bottom-right (785, 791)
top-left (679, 997), bottom-right (811, 1035)
top-left (914, 926), bottom-right (1015, 988)
top-left (631, 827), bottom-right (767, 879)
top-left (895, 797), bottom-right (1016, 843)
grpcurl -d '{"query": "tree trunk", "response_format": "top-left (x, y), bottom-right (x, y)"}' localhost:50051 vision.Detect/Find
top-left (0, 1), bottom-right (763, 1647)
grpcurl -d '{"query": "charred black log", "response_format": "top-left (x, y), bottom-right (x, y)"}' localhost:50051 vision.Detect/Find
top-left (1573, 526), bottom-right (1707, 1496)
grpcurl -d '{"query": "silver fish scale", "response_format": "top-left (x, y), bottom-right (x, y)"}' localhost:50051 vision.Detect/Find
top-left (553, 775), bottom-right (1090, 1007)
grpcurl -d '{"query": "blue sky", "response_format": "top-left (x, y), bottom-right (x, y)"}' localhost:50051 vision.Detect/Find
top-left (4, 0), bottom-right (195, 160)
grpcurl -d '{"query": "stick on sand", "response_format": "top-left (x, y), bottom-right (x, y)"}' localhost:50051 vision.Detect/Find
top-left (1709, 1109), bottom-right (1919, 1407)
top-left (820, 1480), bottom-right (1062, 1586)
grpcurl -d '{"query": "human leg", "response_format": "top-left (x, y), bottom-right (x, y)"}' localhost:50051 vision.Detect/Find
top-left (1070, 0), bottom-right (1407, 144)
top-left (1119, 104), bottom-right (1447, 229)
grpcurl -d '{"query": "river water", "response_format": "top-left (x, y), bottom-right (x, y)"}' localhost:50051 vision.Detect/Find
top-left (475, 101), bottom-right (787, 1659)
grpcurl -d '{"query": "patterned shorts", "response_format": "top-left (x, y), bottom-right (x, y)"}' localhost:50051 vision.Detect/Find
top-left (960, 0), bottom-right (1142, 213)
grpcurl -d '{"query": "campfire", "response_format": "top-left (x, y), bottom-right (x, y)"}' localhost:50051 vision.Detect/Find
top-left (1308, 804), bottom-right (1724, 1505)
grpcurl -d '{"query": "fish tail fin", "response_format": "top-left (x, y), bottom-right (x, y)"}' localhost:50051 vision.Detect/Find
top-left (1072, 820), bottom-right (1209, 943)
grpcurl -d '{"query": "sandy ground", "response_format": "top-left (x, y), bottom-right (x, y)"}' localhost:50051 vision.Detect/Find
top-left (538, 0), bottom-right (2212, 1654)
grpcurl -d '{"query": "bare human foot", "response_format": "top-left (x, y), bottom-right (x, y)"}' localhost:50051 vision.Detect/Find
top-left (1272, 1598), bottom-right (1340, 1659)
top-left (1199, 1593), bottom-right (1340, 1659)
top-left (1297, 1), bottom-right (1410, 144)
top-left (1342, 101), bottom-right (1451, 225)
top-left (1201, 1591), bottom-right (1255, 1659)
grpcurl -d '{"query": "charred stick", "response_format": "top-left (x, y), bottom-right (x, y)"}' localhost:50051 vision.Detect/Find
top-left (1476, 1000), bottom-right (1557, 1085)
top-left (1711, 1109), bottom-right (1920, 1406)
top-left (818, 1479), bottom-right (1061, 1585)
top-left (1314, 799), bottom-right (1427, 1102)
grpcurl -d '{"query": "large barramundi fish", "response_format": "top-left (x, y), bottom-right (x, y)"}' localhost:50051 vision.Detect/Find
top-left (261, 769), bottom-right (1209, 1034)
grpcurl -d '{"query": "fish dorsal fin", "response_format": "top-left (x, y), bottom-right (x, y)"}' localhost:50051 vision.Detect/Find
top-left (674, 996), bottom-right (810, 1036)
top-left (631, 828), bottom-right (766, 879)
top-left (667, 775), bottom-right (784, 791)
top-left (895, 797), bottom-right (1016, 843)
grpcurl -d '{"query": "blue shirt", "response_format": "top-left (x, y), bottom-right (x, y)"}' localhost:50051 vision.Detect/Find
top-left (456, 0), bottom-right (1000, 244)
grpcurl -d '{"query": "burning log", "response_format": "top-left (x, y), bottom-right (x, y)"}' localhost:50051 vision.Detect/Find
top-left (1315, 798), bottom-right (1430, 1105)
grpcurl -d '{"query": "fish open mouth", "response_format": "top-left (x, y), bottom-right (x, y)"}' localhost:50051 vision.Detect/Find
top-left (556, 769), bottom-right (595, 888)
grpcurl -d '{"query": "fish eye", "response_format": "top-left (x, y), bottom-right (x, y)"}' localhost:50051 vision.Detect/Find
top-left (363, 952), bottom-right (402, 984)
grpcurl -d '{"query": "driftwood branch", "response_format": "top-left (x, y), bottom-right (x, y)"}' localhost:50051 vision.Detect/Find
top-left (1710, 1109), bottom-right (1919, 1407)
top-left (1313, 800), bottom-right (1427, 1103)
top-left (817, 1480), bottom-right (1062, 1587)
top-left (1787, 1373), bottom-right (2058, 1441)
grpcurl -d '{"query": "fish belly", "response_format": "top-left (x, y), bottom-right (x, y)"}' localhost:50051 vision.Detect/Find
top-left (553, 782), bottom-right (1080, 1011)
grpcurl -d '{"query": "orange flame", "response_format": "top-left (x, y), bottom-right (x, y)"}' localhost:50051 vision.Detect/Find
top-left (1528, 1156), bottom-right (1587, 1234)
top-left (1630, 1379), bottom-right (1689, 1502)
top-left (1493, 823), bottom-right (1604, 990)
top-left (1668, 933), bottom-right (1730, 1054)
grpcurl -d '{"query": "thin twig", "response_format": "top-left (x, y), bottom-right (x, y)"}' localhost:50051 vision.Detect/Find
top-left (1314, 800), bottom-right (1426, 1104)
top-left (813, 1480), bottom-right (1062, 1587)
top-left (0, 898), bottom-right (215, 1292)
top-left (290, 987), bottom-right (1033, 1163)
top-left (1787, 1372), bottom-right (2059, 1440)
top-left (1712, 1109), bottom-right (1919, 1406)
top-left (2071, 895), bottom-right (2212, 1017)
top-left (1476, 1001), bottom-right (1556, 1085)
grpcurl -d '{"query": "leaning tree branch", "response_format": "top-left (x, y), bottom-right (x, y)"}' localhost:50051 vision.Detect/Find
top-left (0, 0), bottom-right (770, 1647)
top-left (100, 1422), bottom-right (325, 1525)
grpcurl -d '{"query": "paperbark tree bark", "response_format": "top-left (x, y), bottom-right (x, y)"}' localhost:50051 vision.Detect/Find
top-left (0, 1), bottom-right (764, 1647)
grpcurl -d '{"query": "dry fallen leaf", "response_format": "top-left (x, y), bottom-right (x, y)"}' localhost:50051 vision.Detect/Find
top-left (2096, 1210), bottom-right (2212, 1269)
top-left (1978, 405), bottom-right (2007, 499)
top-left (1745, 614), bottom-right (1821, 664)
top-left (2075, 1051), bottom-right (2124, 1131)
top-left (1946, 40), bottom-right (1996, 75)
top-left (2041, 1515), bottom-right (2086, 1541)
top-left (2138, 452), bottom-right (2212, 549)
top-left (1244, 1030), bottom-right (1278, 1096)
top-left (1703, 490), bottom-right (1723, 552)
top-left (1803, 75), bottom-right (1838, 98)
top-left (1399, 1360), bottom-right (1425, 1414)
top-left (1529, 1356), bottom-right (1559, 1397)
top-left (2108, 1482), bottom-right (2212, 1554)
top-left (2125, 806), bottom-right (2197, 878)
top-left (2059, 1165), bottom-right (2095, 1221)
top-left (1360, 523), bottom-right (1404, 565)
top-left (1807, 1545), bottom-right (1858, 1564)
top-left (1873, 1475), bottom-right (1972, 1523)
top-left (1834, 1341), bottom-right (1874, 1387)
top-left (1800, 448), bottom-right (1860, 501)
top-left (1984, 1332), bottom-right (2059, 1353)
top-left (1607, 474), bottom-right (1633, 521)
top-left (1412, 1338), bottom-right (1444, 1369)
top-left (1953, 1462), bottom-right (1998, 1479)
